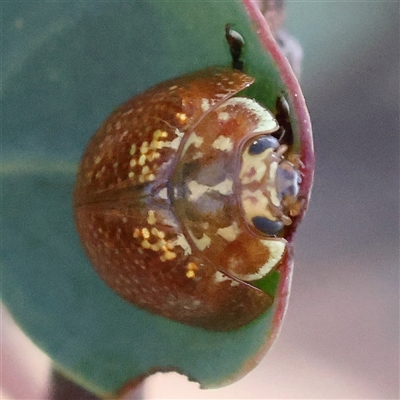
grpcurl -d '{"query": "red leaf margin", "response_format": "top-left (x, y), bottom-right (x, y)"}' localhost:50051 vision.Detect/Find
top-left (237, 0), bottom-right (315, 375)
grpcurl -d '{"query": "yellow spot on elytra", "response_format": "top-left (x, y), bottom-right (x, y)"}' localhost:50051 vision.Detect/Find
top-left (141, 240), bottom-right (151, 249)
top-left (94, 156), bottom-right (102, 164)
top-left (153, 129), bottom-right (168, 140)
top-left (185, 262), bottom-right (198, 279)
top-left (138, 155), bottom-right (146, 166)
top-left (130, 144), bottom-right (137, 155)
top-left (128, 171), bottom-right (135, 179)
top-left (166, 241), bottom-right (175, 250)
top-left (142, 228), bottom-right (150, 239)
top-left (176, 112), bottom-right (188, 123)
top-left (160, 251), bottom-right (176, 262)
top-left (150, 243), bottom-right (161, 251)
top-left (147, 210), bottom-right (156, 225)
top-left (150, 227), bottom-right (166, 241)
top-left (146, 152), bottom-right (156, 161)
top-left (140, 142), bottom-right (149, 154)
top-left (133, 222), bottom-right (180, 262)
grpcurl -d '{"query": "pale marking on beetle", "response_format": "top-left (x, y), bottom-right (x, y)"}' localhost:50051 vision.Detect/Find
top-left (207, 178), bottom-right (233, 196)
top-left (185, 262), bottom-right (198, 278)
top-left (214, 271), bottom-right (239, 286)
top-left (157, 188), bottom-right (168, 200)
top-left (214, 271), bottom-right (230, 283)
top-left (181, 132), bottom-right (204, 157)
top-left (140, 141), bottom-right (149, 154)
top-left (187, 178), bottom-right (233, 201)
top-left (269, 161), bottom-right (278, 183)
top-left (201, 98), bottom-right (210, 112)
top-left (130, 144), bottom-right (137, 155)
top-left (269, 161), bottom-right (281, 207)
top-left (175, 112), bottom-right (188, 124)
top-left (216, 222), bottom-right (241, 242)
top-left (192, 151), bottom-right (203, 160)
top-left (147, 210), bottom-right (156, 225)
top-left (241, 189), bottom-right (276, 222)
top-left (230, 240), bottom-right (286, 282)
top-left (122, 109), bottom-right (133, 117)
top-left (240, 147), bottom-right (274, 184)
top-left (212, 135), bottom-right (234, 152)
top-left (138, 155), bottom-right (147, 166)
top-left (170, 233), bottom-right (192, 256)
top-left (218, 111), bottom-right (230, 121)
top-left (187, 229), bottom-right (211, 251)
top-left (225, 97), bottom-right (278, 133)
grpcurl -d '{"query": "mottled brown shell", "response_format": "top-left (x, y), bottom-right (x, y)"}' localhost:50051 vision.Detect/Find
top-left (74, 67), bottom-right (301, 330)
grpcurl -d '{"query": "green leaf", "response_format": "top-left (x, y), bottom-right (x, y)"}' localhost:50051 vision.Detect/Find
top-left (1, 1), bottom-right (313, 397)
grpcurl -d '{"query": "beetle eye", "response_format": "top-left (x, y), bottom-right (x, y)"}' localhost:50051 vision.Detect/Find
top-left (248, 135), bottom-right (279, 155)
top-left (252, 216), bottom-right (284, 235)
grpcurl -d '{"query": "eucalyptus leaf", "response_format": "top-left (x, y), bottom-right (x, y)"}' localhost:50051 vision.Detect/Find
top-left (1, 1), bottom-right (312, 397)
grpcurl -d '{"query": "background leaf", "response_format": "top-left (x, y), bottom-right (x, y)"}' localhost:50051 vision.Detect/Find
top-left (1, 1), bottom-right (312, 397)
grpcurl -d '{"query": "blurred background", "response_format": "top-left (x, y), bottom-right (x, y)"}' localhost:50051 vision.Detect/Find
top-left (1, 1), bottom-right (399, 399)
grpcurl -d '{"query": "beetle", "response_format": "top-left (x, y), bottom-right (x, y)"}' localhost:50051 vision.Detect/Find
top-left (73, 28), bottom-right (305, 331)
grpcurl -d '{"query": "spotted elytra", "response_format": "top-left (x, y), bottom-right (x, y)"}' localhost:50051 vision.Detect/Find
top-left (73, 65), bottom-right (306, 331)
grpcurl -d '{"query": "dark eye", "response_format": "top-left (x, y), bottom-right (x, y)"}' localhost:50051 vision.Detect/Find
top-left (252, 216), bottom-right (284, 235)
top-left (248, 135), bottom-right (279, 155)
